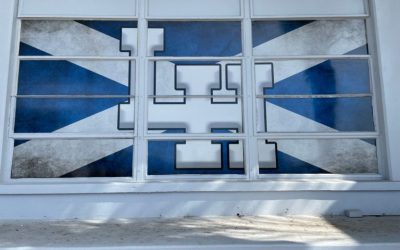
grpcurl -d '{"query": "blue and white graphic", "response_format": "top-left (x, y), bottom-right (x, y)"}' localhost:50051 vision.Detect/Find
top-left (13, 21), bottom-right (138, 178)
top-left (12, 19), bottom-right (378, 178)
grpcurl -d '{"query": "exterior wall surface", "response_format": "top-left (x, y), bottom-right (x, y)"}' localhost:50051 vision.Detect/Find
top-left (0, 0), bottom-right (399, 219)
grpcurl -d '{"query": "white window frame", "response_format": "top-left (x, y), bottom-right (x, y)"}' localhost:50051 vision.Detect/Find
top-left (0, 0), bottom-right (397, 193)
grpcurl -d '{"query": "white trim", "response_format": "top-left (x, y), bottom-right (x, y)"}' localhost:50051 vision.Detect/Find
top-left (13, 95), bottom-right (136, 98)
top-left (1, 180), bottom-right (399, 194)
top-left (18, 16), bottom-right (138, 21)
top-left (19, 56), bottom-right (137, 60)
top-left (254, 133), bottom-right (379, 140)
top-left (253, 55), bottom-right (371, 61)
top-left (251, 15), bottom-right (370, 20)
top-left (145, 134), bottom-right (246, 139)
top-left (147, 57), bottom-right (244, 61)
top-left (241, 0), bottom-right (256, 180)
top-left (0, 0), bottom-right (18, 183)
top-left (371, 0), bottom-right (400, 181)
top-left (10, 133), bottom-right (135, 139)
top-left (135, 0), bottom-right (148, 182)
top-left (1, 14), bottom-right (21, 184)
top-left (257, 94), bottom-right (373, 99)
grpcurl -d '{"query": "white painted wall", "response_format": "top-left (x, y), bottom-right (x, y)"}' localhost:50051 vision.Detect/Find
top-left (0, 0), bottom-right (16, 182)
top-left (372, 0), bottom-right (400, 181)
top-left (0, 0), bottom-right (399, 219)
top-left (1, 191), bottom-right (400, 219)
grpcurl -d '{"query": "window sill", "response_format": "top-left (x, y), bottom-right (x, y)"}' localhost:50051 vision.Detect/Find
top-left (1, 179), bottom-right (400, 194)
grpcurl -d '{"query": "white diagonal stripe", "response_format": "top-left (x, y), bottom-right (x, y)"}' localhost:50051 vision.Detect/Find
top-left (21, 20), bottom-right (134, 85)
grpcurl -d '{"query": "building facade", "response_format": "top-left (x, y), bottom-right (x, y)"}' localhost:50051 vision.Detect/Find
top-left (0, 0), bottom-right (399, 219)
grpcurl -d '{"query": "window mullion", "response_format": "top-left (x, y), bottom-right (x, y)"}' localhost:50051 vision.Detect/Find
top-left (242, 0), bottom-right (258, 181)
top-left (134, 0), bottom-right (148, 182)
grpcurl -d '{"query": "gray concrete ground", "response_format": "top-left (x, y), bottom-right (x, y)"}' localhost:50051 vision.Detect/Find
top-left (0, 216), bottom-right (399, 249)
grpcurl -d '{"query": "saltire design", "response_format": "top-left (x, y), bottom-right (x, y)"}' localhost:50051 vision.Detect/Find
top-left (12, 19), bottom-right (378, 178)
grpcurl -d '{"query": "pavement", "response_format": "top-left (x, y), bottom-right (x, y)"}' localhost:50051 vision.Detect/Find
top-left (0, 216), bottom-right (400, 249)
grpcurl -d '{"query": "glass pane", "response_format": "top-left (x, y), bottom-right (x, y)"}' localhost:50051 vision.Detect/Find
top-left (252, 20), bottom-right (368, 56)
top-left (148, 97), bottom-right (243, 133)
top-left (148, 61), bottom-right (243, 133)
top-left (148, 0), bottom-right (241, 18)
top-left (18, 60), bottom-right (135, 95)
top-left (252, 0), bottom-right (366, 17)
top-left (12, 139), bottom-right (133, 178)
top-left (258, 97), bottom-right (375, 132)
top-left (255, 59), bottom-right (371, 96)
top-left (254, 59), bottom-right (374, 133)
top-left (147, 21), bottom-right (242, 56)
top-left (258, 139), bottom-right (378, 174)
top-left (15, 98), bottom-right (135, 133)
top-left (148, 139), bottom-right (244, 175)
top-left (20, 20), bottom-right (138, 56)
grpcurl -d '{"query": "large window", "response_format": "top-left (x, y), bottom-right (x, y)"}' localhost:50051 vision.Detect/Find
top-left (7, 0), bottom-right (383, 181)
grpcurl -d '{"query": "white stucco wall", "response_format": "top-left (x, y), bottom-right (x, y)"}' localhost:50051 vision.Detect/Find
top-left (0, 0), bottom-right (399, 219)
top-left (372, 0), bottom-right (400, 181)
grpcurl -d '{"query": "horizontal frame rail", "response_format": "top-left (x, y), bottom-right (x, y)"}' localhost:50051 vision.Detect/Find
top-left (250, 14), bottom-right (369, 21)
top-left (257, 94), bottom-right (373, 99)
top-left (147, 57), bottom-right (244, 61)
top-left (13, 95), bottom-right (136, 99)
top-left (148, 95), bottom-right (242, 99)
top-left (10, 133), bottom-right (136, 140)
top-left (255, 132), bottom-right (379, 140)
top-left (18, 56), bottom-right (137, 61)
top-left (253, 55), bottom-right (371, 60)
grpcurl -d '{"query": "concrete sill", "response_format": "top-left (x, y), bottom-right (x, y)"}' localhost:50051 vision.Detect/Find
top-left (1, 180), bottom-right (400, 194)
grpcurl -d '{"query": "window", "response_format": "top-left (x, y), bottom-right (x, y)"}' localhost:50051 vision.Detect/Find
top-left (7, 0), bottom-right (383, 181)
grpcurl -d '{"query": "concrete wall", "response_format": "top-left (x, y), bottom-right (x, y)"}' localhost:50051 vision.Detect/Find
top-left (1, 191), bottom-right (400, 219)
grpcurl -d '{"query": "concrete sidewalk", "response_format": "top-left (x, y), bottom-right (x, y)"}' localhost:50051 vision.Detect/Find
top-left (0, 216), bottom-right (399, 249)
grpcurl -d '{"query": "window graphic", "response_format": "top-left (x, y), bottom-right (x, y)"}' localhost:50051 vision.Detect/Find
top-left (13, 21), bottom-right (137, 178)
top-left (10, 15), bottom-right (379, 178)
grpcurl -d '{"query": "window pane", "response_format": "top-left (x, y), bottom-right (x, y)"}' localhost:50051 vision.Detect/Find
top-left (255, 59), bottom-right (371, 96)
top-left (148, 61), bottom-right (243, 133)
top-left (20, 20), bottom-right (138, 56)
top-left (252, 0), bottom-right (367, 17)
top-left (255, 59), bottom-right (374, 133)
top-left (147, 21), bottom-right (242, 56)
top-left (12, 139), bottom-right (133, 178)
top-left (252, 20), bottom-right (368, 56)
top-left (258, 97), bottom-right (374, 133)
top-left (258, 139), bottom-right (378, 174)
top-left (148, 0), bottom-right (241, 18)
top-left (18, 60), bottom-right (135, 95)
top-left (15, 98), bottom-right (135, 133)
top-left (148, 139), bottom-right (244, 175)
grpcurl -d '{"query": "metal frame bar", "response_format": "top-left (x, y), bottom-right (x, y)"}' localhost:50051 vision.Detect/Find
top-left (148, 95), bottom-right (242, 99)
top-left (365, 0), bottom-right (388, 178)
top-left (146, 57), bottom-right (244, 61)
top-left (256, 94), bottom-right (373, 99)
top-left (13, 95), bottom-right (136, 99)
top-left (252, 132), bottom-right (379, 140)
top-left (18, 16), bottom-right (139, 20)
top-left (18, 56), bottom-right (137, 61)
top-left (250, 15), bottom-right (370, 21)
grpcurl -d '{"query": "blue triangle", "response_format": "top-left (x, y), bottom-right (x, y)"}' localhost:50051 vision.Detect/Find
top-left (61, 146), bottom-right (133, 177)
top-left (260, 151), bottom-right (330, 174)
